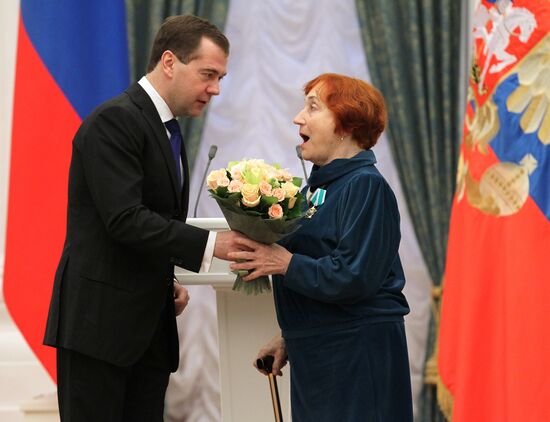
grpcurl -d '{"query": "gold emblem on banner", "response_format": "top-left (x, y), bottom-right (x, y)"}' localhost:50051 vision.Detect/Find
top-left (463, 154), bottom-right (537, 216)
top-left (455, 152), bottom-right (467, 202)
top-left (506, 34), bottom-right (550, 145)
top-left (458, 37), bottom-right (550, 217)
top-left (465, 90), bottom-right (500, 154)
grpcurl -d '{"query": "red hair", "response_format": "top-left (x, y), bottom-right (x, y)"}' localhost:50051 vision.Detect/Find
top-left (304, 73), bottom-right (387, 149)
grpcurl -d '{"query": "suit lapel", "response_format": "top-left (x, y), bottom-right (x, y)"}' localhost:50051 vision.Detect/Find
top-left (125, 83), bottom-right (182, 210)
top-left (180, 141), bottom-right (190, 218)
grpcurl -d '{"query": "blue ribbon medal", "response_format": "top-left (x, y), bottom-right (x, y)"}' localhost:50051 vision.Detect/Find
top-left (310, 188), bottom-right (326, 206)
top-left (305, 188), bottom-right (326, 218)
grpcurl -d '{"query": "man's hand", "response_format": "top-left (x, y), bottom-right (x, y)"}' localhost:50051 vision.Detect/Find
top-left (228, 237), bottom-right (292, 281)
top-left (214, 230), bottom-right (254, 260)
top-left (254, 333), bottom-right (288, 376)
top-left (174, 283), bottom-right (189, 316)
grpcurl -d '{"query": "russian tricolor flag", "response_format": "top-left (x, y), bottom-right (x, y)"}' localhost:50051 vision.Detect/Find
top-left (4, 1), bottom-right (129, 381)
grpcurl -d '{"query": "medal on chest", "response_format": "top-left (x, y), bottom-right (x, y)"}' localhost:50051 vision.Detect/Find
top-left (305, 188), bottom-right (327, 219)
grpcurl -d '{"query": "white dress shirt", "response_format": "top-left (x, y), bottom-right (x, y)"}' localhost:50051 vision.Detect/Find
top-left (138, 76), bottom-right (216, 273)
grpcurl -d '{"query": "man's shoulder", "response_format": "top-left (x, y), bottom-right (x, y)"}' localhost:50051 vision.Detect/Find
top-left (94, 90), bottom-right (134, 115)
top-left (72, 93), bottom-right (141, 146)
top-left (76, 83), bottom-right (160, 142)
top-left (86, 82), bottom-right (148, 120)
top-left (82, 91), bottom-right (138, 128)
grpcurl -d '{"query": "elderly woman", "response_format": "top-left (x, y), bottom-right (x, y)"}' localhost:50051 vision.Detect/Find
top-left (229, 73), bottom-right (413, 421)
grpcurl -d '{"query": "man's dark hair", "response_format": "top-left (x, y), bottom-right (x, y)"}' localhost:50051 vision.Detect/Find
top-left (147, 15), bottom-right (229, 72)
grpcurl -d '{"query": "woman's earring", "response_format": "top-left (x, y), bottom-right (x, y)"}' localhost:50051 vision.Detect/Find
top-left (340, 136), bottom-right (344, 142)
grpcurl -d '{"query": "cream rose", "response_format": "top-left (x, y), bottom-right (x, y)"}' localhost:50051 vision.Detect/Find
top-left (288, 196), bottom-right (297, 209)
top-left (207, 168), bottom-right (227, 190)
top-left (277, 169), bottom-right (293, 182)
top-left (230, 163), bottom-right (245, 181)
top-left (242, 195), bottom-right (261, 207)
top-left (217, 175), bottom-right (230, 188)
top-left (259, 181), bottom-right (273, 196)
top-left (282, 181), bottom-right (299, 198)
top-left (228, 179), bottom-right (243, 193)
top-left (241, 183), bottom-right (260, 207)
top-left (247, 159), bottom-right (268, 171)
top-left (268, 204), bottom-right (284, 219)
top-left (271, 188), bottom-right (286, 202)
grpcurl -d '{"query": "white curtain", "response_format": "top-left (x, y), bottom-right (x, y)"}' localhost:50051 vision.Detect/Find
top-left (0, 1), bottom-right (19, 288)
top-left (166, 0), bottom-right (432, 419)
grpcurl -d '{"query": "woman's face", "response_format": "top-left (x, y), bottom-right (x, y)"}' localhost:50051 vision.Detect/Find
top-left (293, 87), bottom-right (341, 166)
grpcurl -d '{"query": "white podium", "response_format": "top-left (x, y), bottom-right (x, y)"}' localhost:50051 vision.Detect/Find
top-left (176, 218), bottom-right (291, 422)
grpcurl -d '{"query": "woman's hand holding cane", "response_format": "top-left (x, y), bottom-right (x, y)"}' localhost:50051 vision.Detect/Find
top-left (254, 334), bottom-right (288, 376)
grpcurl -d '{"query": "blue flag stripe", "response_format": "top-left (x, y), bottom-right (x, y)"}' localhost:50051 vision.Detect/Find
top-left (21, 0), bottom-right (130, 119)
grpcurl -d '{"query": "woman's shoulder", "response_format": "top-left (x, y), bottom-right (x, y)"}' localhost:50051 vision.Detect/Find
top-left (345, 165), bottom-right (388, 189)
top-left (339, 166), bottom-right (398, 207)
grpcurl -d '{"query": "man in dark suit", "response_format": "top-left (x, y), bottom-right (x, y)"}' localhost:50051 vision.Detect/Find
top-left (44, 15), bottom-right (245, 421)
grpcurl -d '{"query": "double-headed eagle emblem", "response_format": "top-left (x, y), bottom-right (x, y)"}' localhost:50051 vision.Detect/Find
top-left (457, 0), bottom-right (548, 217)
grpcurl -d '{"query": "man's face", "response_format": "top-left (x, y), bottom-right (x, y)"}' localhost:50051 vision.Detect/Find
top-left (168, 37), bottom-right (228, 117)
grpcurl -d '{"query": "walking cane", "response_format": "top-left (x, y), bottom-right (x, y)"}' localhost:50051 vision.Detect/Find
top-left (256, 355), bottom-right (283, 422)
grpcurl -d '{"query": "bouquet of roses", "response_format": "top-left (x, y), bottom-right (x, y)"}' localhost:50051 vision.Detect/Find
top-left (207, 159), bottom-right (304, 294)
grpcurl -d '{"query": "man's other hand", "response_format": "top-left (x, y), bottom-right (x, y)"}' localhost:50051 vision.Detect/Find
top-left (174, 283), bottom-right (189, 316)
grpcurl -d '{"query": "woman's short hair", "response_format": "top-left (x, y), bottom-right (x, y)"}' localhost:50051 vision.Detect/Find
top-left (147, 15), bottom-right (229, 72)
top-left (304, 73), bottom-right (387, 150)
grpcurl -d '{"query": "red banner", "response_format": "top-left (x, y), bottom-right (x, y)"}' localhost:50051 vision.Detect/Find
top-left (439, 1), bottom-right (550, 420)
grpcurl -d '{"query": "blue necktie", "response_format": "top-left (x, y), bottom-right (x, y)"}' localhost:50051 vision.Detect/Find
top-left (165, 119), bottom-right (183, 189)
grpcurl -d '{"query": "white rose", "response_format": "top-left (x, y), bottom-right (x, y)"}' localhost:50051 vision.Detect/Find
top-left (282, 181), bottom-right (299, 198)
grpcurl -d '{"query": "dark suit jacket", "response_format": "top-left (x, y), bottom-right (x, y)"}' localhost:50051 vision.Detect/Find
top-left (44, 83), bottom-right (209, 371)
